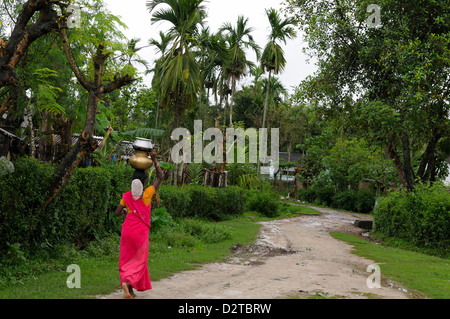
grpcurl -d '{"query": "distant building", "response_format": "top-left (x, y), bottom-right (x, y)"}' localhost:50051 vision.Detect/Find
top-left (271, 152), bottom-right (304, 181)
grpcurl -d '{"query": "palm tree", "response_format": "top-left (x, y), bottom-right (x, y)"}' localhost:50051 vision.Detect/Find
top-left (195, 27), bottom-right (228, 123)
top-left (260, 8), bottom-right (296, 129)
top-left (220, 16), bottom-right (261, 127)
top-left (250, 66), bottom-right (264, 95)
top-left (147, 0), bottom-right (206, 129)
top-left (122, 38), bottom-right (150, 70)
top-left (148, 31), bottom-right (176, 128)
top-left (148, 31), bottom-right (175, 58)
top-left (261, 75), bottom-right (288, 112)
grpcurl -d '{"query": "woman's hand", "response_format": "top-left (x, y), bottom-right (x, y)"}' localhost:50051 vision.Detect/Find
top-left (149, 149), bottom-right (164, 191)
top-left (115, 204), bottom-right (127, 217)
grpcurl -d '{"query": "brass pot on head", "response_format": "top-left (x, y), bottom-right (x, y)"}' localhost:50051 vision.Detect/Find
top-left (129, 138), bottom-right (154, 170)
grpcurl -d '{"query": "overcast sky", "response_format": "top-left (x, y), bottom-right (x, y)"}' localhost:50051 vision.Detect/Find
top-left (105, 0), bottom-right (317, 95)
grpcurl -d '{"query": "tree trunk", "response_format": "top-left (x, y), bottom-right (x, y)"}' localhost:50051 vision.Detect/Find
top-left (262, 70), bottom-right (272, 129)
top-left (155, 96), bottom-right (160, 129)
top-left (288, 142), bottom-right (291, 162)
top-left (401, 135), bottom-right (415, 190)
top-left (42, 91), bottom-right (99, 210)
top-left (56, 117), bottom-right (72, 159)
top-left (222, 93), bottom-right (228, 127)
top-left (385, 142), bottom-right (407, 186)
top-left (41, 26), bottom-right (135, 211)
top-left (0, 95), bottom-right (12, 117)
top-left (258, 70), bottom-right (272, 177)
top-left (198, 84), bottom-right (203, 121)
top-left (38, 109), bottom-right (49, 161)
top-left (204, 87), bottom-right (210, 126)
top-left (219, 132), bottom-right (227, 173)
top-left (417, 131), bottom-right (441, 181)
top-left (229, 76), bottom-right (236, 127)
top-left (26, 100), bottom-right (36, 158)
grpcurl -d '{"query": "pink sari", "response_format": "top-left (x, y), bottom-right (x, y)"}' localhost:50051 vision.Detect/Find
top-left (119, 191), bottom-right (152, 292)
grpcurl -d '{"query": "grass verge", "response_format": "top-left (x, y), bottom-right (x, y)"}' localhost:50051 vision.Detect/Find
top-left (0, 217), bottom-right (261, 299)
top-left (331, 232), bottom-right (450, 299)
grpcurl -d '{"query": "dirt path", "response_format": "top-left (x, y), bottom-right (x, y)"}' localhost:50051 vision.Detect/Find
top-left (100, 205), bottom-right (410, 299)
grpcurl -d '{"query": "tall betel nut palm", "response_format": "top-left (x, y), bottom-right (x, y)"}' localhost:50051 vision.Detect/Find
top-left (147, 0), bottom-right (206, 129)
top-left (260, 8), bottom-right (296, 129)
top-left (220, 15), bottom-right (261, 127)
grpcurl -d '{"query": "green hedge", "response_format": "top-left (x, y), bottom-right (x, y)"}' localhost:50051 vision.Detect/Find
top-left (0, 157), bottom-right (248, 258)
top-left (373, 183), bottom-right (450, 255)
top-left (0, 157), bottom-right (133, 256)
top-left (246, 185), bottom-right (280, 218)
top-left (331, 189), bottom-right (376, 214)
top-left (297, 187), bottom-right (376, 214)
top-left (158, 184), bottom-right (246, 220)
top-left (0, 157), bottom-right (54, 255)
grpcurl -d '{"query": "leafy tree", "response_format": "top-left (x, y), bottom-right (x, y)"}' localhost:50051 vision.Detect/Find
top-left (42, 0), bottom-right (137, 209)
top-left (284, 0), bottom-right (450, 189)
top-left (0, 0), bottom-right (69, 88)
top-left (324, 138), bottom-right (396, 190)
top-left (232, 86), bottom-right (264, 128)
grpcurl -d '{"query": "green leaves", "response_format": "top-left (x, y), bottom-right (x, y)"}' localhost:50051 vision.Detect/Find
top-left (285, 0), bottom-right (450, 186)
top-left (32, 68), bottom-right (65, 115)
top-left (148, 0), bottom-right (205, 115)
top-left (120, 127), bottom-right (165, 139)
top-left (261, 8), bottom-right (296, 74)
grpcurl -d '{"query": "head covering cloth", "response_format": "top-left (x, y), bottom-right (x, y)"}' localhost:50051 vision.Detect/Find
top-left (131, 179), bottom-right (143, 201)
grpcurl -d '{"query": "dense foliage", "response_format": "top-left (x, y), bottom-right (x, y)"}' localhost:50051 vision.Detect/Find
top-left (158, 184), bottom-right (246, 220)
top-left (0, 0), bottom-right (449, 280)
top-left (373, 183), bottom-right (450, 256)
top-left (0, 157), bottom-right (133, 258)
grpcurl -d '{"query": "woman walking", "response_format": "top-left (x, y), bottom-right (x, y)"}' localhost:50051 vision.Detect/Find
top-left (115, 150), bottom-right (164, 299)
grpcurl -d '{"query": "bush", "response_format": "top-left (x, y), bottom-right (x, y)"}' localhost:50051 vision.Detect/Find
top-left (0, 157), bottom-right (54, 254)
top-left (158, 185), bottom-right (246, 221)
top-left (297, 184), bottom-right (376, 214)
top-left (331, 190), bottom-right (358, 211)
top-left (152, 228), bottom-right (198, 249)
top-left (373, 183), bottom-right (450, 255)
top-left (213, 186), bottom-right (246, 220)
top-left (151, 207), bottom-right (173, 232)
top-left (297, 184), bottom-right (335, 207)
top-left (297, 188), bottom-right (316, 203)
top-left (148, 218), bottom-right (232, 249)
top-left (158, 186), bottom-right (191, 218)
top-left (0, 157), bottom-right (134, 255)
top-left (48, 166), bottom-right (114, 248)
top-left (332, 190), bottom-right (376, 213)
top-left (313, 185), bottom-right (335, 206)
top-left (186, 185), bottom-right (218, 219)
top-left (246, 185), bottom-right (280, 218)
top-left (354, 190), bottom-right (377, 214)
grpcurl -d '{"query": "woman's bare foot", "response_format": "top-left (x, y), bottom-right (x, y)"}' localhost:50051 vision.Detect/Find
top-left (121, 282), bottom-right (135, 299)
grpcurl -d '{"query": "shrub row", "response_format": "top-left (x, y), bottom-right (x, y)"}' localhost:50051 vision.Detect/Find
top-left (245, 185), bottom-right (281, 218)
top-left (0, 157), bottom-right (275, 259)
top-left (373, 183), bottom-right (450, 255)
top-left (157, 184), bottom-right (246, 221)
top-left (0, 157), bottom-right (133, 257)
top-left (297, 186), bottom-right (376, 214)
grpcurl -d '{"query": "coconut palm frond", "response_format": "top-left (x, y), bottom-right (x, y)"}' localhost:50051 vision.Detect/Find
top-left (121, 128), bottom-right (165, 139)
